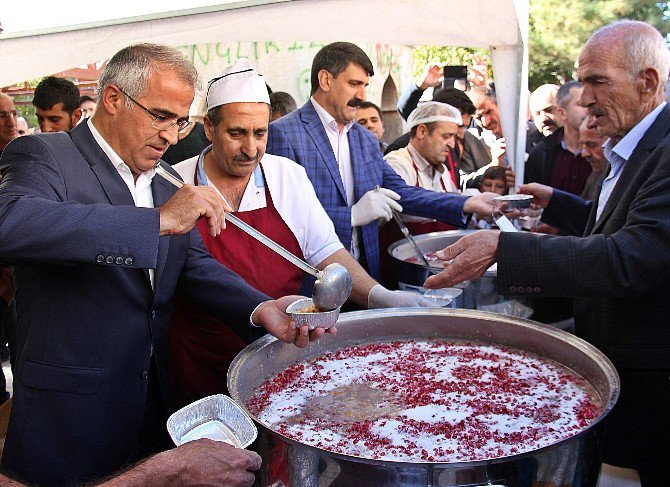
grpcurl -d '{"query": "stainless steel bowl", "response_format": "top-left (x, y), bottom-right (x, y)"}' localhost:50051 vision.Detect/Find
top-left (494, 194), bottom-right (533, 209)
top-left (286, 297), bottom-right (339, 330)
top-left (389, 230), bottom-right (504, 311)
top-left (229, 309), bottom-right (619, 487)
top-left (388, 230), bottom-right (496, 278)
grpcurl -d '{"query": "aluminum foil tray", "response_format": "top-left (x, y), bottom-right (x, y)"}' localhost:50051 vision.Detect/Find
top-left (286, 297), bottom-right (339, 330)
top-left (167, 394), bottom-right (257, 448)
top-left (494, 194), bottom-right (533, 209)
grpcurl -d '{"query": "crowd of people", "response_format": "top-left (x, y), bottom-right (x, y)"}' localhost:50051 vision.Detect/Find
top-left (0, 18), bottom-right (667, 487)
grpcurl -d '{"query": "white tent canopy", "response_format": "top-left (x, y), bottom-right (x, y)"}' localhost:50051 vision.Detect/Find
top-left (0, 0), bottom-right (529, 177)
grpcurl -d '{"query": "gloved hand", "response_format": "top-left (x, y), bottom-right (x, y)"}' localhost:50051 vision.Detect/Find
top-left (367, 284), bottom-right (432, 309)
top-left (351, 188), bottom-right (402, 226)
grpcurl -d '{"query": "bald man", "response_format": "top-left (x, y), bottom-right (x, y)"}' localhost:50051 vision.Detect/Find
top-left (0, 93), bottom-right (18, 156)
top-left (425, 21), bottom-right (670, 484)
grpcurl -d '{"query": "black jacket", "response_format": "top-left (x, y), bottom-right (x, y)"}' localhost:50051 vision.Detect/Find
top-left (524, 128), bottom-right (564, 185)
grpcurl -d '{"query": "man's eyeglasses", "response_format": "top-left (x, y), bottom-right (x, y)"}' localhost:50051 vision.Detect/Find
top-left (117, 87), bottom-right (191, 134)
top-left (0, 111), bottom-right (18, 121)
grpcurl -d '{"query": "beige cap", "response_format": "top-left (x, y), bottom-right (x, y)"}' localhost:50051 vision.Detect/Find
top-left (206, 59), bottom-right (270, 110)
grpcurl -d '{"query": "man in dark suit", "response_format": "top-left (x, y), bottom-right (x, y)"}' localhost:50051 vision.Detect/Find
top-left (0, 43), bottom-right (328, 486)
top-left (424, 21), bottom-right (670, 486)
top-left (267, 42), bottom-right (496, 280)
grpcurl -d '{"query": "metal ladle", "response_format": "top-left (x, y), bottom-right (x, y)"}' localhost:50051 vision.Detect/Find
top-left (154, 163), bottom-right (352, 311)
top-left (391, 210), bottom-right (430, 267)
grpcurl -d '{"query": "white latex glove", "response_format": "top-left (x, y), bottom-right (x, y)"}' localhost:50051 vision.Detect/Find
top-left (367, 284), bottom-right (432, 308)
top-left (351, 188), bottom-right (402, 227)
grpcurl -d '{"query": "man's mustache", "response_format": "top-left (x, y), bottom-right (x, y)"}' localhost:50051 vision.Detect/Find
top-left (347, 98), bottom-right (363, 108)
top-left (588, 107), bottom-right (607, 118)
top-left (542, 119), bottom-right (557, 128)
top-left (233, 152), bottom-right (261, 162)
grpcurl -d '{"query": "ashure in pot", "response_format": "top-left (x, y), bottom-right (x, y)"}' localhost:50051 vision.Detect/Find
top-left (229, 309), bottom-right (619, 487)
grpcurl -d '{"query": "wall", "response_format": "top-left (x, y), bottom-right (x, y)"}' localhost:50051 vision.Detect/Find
top-left (175, 41), bottom-right (414, 124)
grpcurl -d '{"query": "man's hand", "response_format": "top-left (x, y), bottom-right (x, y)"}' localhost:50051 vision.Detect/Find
top-left (159, 184), bottom-right (232, 237)
top-left (517, 183), bottom-right (554, 209)
top-left (504, 166), bottom-right (516, 189)
top-left (424, 230), bottom-right (500, 289)
top-left (351, 188), bottom-right (402, 227)
top-left (418, 65), bottom-right (443, 90)
top-left (367, 284), bottom-right (432, 308)
top-left (99, 438), bottom-right (261, 487)
top-left (252, 296), bottom-right (336, 348)
top-left (531, 222), bottom-right (559, 234)
top-left (462, 192), bottom-right (499, 218)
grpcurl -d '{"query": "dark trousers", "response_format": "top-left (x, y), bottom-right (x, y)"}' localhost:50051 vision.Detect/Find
top-left (601, 368), bottom-right (670, 487)
top-left (132, 357), bottom-right (173, 462)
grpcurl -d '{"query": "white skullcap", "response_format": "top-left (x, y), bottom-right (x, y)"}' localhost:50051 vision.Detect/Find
top-left (407, 101), bottom-right (462, 130)
top-left (206, 59), bottom-right (270, 110)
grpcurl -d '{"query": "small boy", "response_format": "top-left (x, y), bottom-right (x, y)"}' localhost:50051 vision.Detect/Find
top-left (478, 166), bottom-right (508, 196)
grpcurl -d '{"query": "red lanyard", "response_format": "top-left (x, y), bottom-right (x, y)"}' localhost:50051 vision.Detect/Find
top-left (409, 151), bottom-right (449, 191)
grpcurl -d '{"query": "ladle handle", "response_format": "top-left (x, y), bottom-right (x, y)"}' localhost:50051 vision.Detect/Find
top-left (391, 211), bottom-right (431, 268)
top-left (155, 164), bottom-right (323, 279)
top-left (225, 212), bottom-right (322, 278)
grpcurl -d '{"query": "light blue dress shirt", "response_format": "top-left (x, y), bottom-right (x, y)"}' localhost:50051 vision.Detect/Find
top-left (597, 101), bottom-right (667, 222)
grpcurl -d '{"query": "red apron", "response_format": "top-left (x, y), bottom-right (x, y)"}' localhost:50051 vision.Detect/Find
top-left (378, 155), bottom-right (455, 288)
top-left (170, 166), bottom-right (306, 408)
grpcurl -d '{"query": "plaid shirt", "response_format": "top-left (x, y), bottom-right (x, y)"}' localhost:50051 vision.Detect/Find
top-left (267, 101), bottom-right (469, 279)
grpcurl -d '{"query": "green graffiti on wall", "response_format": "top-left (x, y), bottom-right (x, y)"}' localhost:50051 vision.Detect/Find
top-left (177, 41), bottom-right (324, 66)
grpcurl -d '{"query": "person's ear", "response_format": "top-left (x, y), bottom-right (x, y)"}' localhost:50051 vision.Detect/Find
top-left (100, 84), bottom-right (124, 115)
top-left (203, 115), bottom-right (215, 142)
top-left (318, 70), bottom-right (332, 92)
top-left (554, 106), bottom-right (567, 124)
top-left (637, 67), bottom-right (660, 103)
top-left (71, 108), bottom-right (83, 126)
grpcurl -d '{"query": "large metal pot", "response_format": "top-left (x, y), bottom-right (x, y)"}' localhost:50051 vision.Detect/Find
top-left (228, 309), bottom-right (619, 487)
top-left (389, 230), bottom-right (515, 313)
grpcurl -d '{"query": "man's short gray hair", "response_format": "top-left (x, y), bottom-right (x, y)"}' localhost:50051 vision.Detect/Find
top-left (97, 43), bottom-right (201, 105)
top-left (556, 80), bottom-right (582, 109)
top-left (591, 20), bottom-right (670, 88)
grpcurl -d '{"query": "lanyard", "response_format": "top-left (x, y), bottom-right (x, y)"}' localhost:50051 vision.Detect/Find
top-left (408, 151), bottom-right (449, 192)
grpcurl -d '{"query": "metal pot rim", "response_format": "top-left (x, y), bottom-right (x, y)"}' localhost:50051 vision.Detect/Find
top-left (229, 308), bottom-right (620, 467)
top-left (388, 230), bottom-right (497, 276)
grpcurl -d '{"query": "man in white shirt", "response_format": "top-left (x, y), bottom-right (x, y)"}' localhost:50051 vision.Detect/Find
top-left (384, 101), bottom-right (461, 195)
top-left (0, 43), bottom-right (328, 486)
top-left (171, 60), bottom-right (430, 407)
top-left (382, 101), bottom-right (462, 240)
top-left (267, 42), bottom-right (498, 281)
top-left (424, 20), bottom-right (670, 485)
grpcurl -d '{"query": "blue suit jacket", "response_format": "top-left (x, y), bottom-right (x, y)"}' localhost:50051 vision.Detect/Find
top-left (0, 123), bottom-right (269, 485)
top-left (267, 101), bottom-right (469, 279)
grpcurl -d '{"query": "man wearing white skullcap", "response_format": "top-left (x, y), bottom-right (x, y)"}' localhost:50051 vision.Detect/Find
top-left (382, 101), bottom-right (462, 236)
top-left (171, 59), bottom-right (431, 407)
top-left (386, 102), bottom-right (462, 194)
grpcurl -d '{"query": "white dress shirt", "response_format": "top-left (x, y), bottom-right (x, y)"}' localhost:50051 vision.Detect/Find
top-left (174, 148), bottom-right (344, 267)
top-left (384, 145), bottom-right (458, 223)
top-left (310, 97), bottom-right (362, 260)
top-left (598, 101), bottom-right (667, 221)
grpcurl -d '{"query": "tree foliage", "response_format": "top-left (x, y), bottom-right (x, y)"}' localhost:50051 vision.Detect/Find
top-left (529, 0), bottom-right (669, 88)
top-left (413, 1), bottom-right (670, 91)
top-left (11, 78), bottom-right (44, 128)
